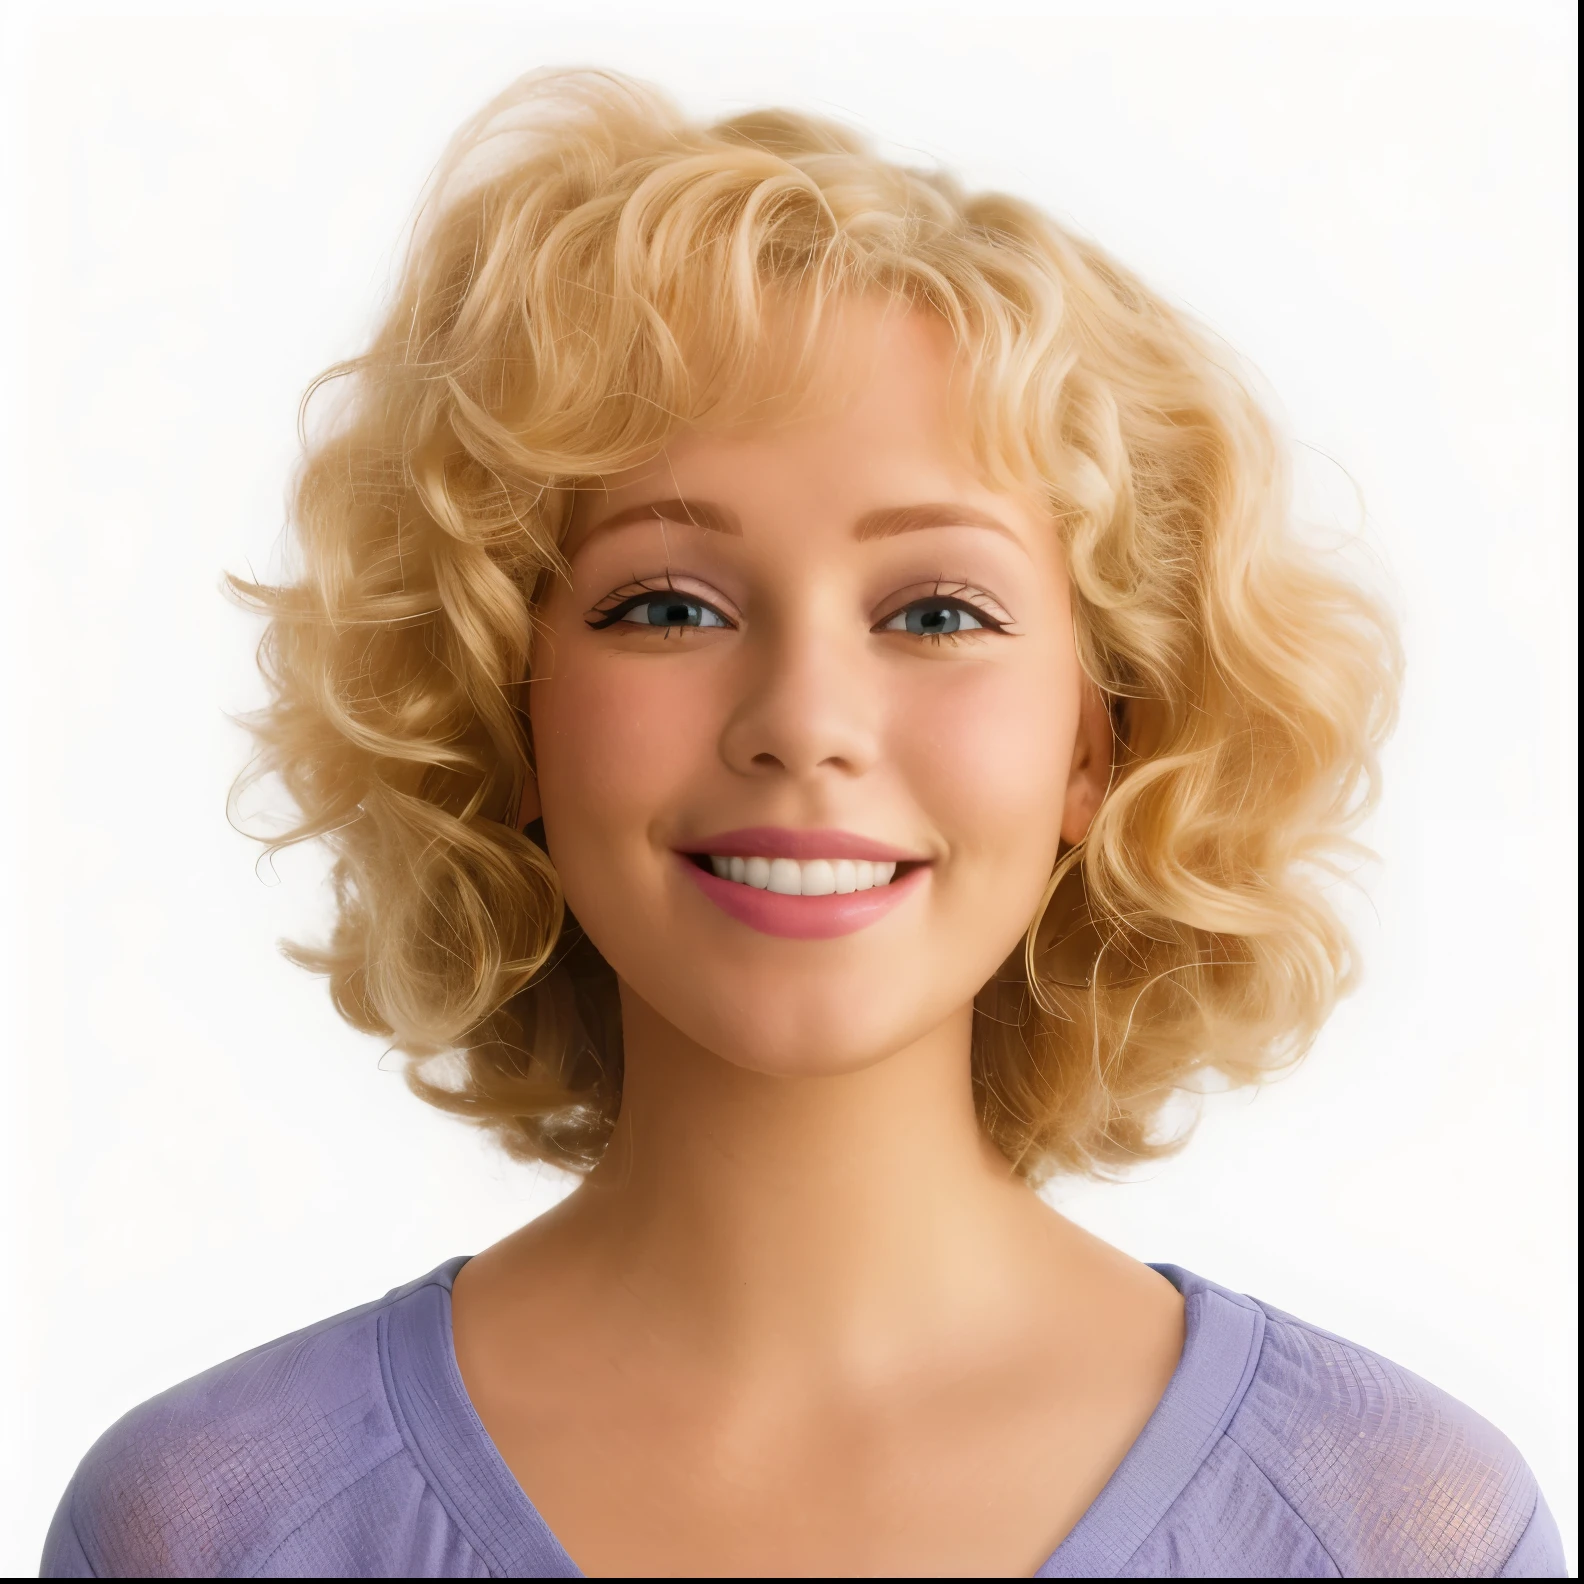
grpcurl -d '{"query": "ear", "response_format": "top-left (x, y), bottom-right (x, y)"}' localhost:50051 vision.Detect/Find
top-left (1060, 684), bottom-right (1113, 846)
top-left (517, 767), bottom-right (541, 831)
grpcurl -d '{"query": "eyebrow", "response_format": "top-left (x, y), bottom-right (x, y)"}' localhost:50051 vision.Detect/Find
top-left (585, 497), bottom-right (1017, 542)
top-left (852, 502), bottom-right (1018, 542)
top-left (585, 498), bottom-right (743, 536)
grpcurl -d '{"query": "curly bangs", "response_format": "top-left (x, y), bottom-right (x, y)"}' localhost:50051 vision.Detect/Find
top-left (233, 68), bottom-right (1400, 1181)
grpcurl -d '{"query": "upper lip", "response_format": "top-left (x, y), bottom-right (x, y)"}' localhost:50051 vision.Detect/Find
top-left (681, 826), bottom-right (927, 862)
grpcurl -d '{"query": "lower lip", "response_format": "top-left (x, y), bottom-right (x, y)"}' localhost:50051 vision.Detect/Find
top-left (679, 856), bottom-right (928, 939)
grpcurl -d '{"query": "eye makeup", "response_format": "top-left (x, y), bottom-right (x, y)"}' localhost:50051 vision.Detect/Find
top-left (871, 580), bottom-right (1018, 639)
top-left (583, 574), bottom-right (1019, 641)
top-left (584, 576), bottom-right (738, 632)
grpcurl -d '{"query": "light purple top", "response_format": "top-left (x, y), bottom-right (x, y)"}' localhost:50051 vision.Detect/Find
top-left (41, 1260), bottom-right (1565, 1578)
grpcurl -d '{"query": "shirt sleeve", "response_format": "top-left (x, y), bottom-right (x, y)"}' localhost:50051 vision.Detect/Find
top-left (1498, 1489), bottom-right (1569, 1579)
top-left (39, 1487), bottom-right (98, 1578)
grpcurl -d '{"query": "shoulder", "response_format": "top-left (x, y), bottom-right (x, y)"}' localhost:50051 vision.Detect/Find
top-left (1223, 1295), bottom-right (1563, 1578)
top-left (41, 1262), bottom-right (481, 1579)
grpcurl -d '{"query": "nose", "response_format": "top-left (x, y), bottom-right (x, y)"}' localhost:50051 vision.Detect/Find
top-left (718, 600), bottom-right (881, 781)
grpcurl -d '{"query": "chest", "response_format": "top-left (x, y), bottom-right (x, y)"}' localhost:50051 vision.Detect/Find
top-left (468, 1367), bottom-right (1159, 1577)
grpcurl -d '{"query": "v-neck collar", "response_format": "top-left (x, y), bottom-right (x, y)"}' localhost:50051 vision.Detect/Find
top-left (380, 1257), bottom-right (1266, 1579)
top-left (1036, 1266), bottom-right (1266, 1575)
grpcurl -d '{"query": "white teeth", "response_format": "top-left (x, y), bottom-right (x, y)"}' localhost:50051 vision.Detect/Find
top-left (706, 855), bottom-right (902, 894)
top-left (802, 859), bottom-right (836, 896)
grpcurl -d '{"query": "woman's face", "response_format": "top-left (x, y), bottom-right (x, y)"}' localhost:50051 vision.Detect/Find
top-left (530, 300), bottom-right (1108, 1077)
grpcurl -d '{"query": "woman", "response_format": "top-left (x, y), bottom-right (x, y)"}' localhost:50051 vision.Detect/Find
top-left (41, 70), bottom-right (1563, 1578)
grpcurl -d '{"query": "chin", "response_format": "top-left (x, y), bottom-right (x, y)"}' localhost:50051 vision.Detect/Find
top-left (662, 978), bottom-right (955, 1080)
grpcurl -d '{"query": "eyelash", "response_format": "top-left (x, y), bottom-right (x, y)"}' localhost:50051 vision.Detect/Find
top-left (584, 579), bottom-right (728, 633)
top-left (878, 582), bottom-right (1009, 643)
top-left (584, 578), bottom-right (1011, 641)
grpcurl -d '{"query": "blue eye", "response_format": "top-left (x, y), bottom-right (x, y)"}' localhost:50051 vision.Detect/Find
top-left (881, 599), bottom-right (988, 636)
top-left (587, 592), bottom-right (729, 631)
top-left (624, 596), bottom-right (724, 629)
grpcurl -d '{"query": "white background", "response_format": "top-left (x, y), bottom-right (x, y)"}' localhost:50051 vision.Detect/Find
top-left (1, 2), bottom-right (1575, 1574)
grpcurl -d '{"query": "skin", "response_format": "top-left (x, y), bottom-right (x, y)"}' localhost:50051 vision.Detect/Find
top-left (450, 299), bottom-right (1184, 1577)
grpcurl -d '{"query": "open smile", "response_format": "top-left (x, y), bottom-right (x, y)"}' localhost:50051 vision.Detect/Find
top-left (676, 827), bottom-right (929, 940)
top-left (703, 854), bottom-right (898, 895)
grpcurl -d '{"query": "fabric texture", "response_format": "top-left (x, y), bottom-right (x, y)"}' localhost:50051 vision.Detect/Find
top-left (40, 1260), bottom-right (1567, 1579)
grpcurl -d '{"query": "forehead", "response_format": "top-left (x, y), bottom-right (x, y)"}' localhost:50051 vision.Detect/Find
top-left (572, 302), bottom-right (1027, 530)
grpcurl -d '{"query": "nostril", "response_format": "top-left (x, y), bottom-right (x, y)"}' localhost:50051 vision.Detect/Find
top-left (750, 752), bottom-right (786, 770)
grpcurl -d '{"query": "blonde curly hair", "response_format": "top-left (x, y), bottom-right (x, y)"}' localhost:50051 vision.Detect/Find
top-left (235, 69), bottom-right (1400, 1183)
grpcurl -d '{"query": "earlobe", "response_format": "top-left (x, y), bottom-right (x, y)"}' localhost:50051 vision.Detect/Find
top-left (1060, 685), bottom-right (1113, 846)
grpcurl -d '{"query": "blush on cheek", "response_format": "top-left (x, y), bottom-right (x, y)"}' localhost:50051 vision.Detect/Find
top-left (532, 650), bottom-right (720, 853)
top-left (895, 661), bottom-right (1077, 870)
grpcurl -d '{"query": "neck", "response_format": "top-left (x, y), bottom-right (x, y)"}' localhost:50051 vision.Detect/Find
top-left (552, 984), bottom-right (1058, 1371)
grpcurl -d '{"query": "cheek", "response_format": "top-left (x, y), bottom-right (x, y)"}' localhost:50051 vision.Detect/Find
top-left (893, 647), bottom-right (1078, 869)
top-left (530, 640), bottom-right (717, 847)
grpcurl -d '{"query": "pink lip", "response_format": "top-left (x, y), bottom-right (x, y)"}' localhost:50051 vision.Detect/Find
top-left (681, 826), bottom-right (924, 862)
top-left (679, 856), bottom-right (929, 940)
